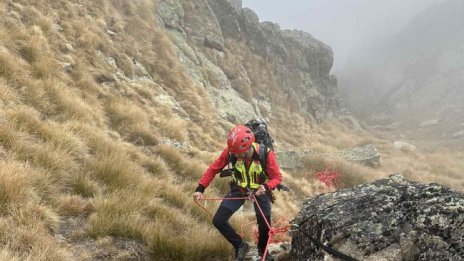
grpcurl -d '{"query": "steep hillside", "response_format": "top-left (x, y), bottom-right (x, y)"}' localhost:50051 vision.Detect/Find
top-left (0, 0), bottom-right (343, 259)
top-left (339, 0), bottom-right (464, 145)
top-left (0, 0), bottom-right (463, 260)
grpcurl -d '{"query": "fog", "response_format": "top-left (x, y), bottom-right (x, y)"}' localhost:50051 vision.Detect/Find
top-left (243, 0), bottom-right (436, 71)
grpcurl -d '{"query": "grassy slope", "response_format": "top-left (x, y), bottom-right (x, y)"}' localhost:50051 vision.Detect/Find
top-left (0, 1), bottom-right (462, 260)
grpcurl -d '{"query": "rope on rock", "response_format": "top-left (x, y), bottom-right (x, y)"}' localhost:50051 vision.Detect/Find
top-left (292, 218), bottom-right (360, 261)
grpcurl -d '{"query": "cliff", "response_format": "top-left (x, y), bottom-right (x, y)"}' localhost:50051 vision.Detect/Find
top-left (156, 0), bottom-right (340, 123)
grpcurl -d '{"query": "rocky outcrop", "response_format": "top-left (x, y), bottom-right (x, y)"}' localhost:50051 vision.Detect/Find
top-left (339, 143), bottom-right (380, 167)
top-left (156, 0), bottom-right (340, 123)
top-left (292, 175), bottom-right (464, 260)
top-left (276, 143), bottom-right (380, 170)
top-left (276, 150), bottom-right (317, 170)
top-left (393, 141), bottom-right (417, 152)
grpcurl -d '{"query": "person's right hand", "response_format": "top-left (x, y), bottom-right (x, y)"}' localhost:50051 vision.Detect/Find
top-left (193, 192), bottom-right (203, 201)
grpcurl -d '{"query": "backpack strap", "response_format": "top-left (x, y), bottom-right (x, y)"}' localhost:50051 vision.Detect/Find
top-left (229, 153), bottom-right (237, 167)
top-left (256, 143), bottom-right (269, 175)
top-left (228, 143), bottom-right (269, 172)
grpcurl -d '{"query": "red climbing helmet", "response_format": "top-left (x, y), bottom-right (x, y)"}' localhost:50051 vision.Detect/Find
top-left (227, 125), bottom-right (255, 154)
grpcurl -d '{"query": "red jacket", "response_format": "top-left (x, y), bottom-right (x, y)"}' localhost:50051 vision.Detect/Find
top-left (197, 147), bottom-right (282, 192)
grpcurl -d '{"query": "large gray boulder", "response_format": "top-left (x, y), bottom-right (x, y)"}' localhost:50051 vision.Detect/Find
top-left (292, 175), bottom-right (464, 260)
top-left (276, 150), bottom-right (317, 170)
top-left (339, 143), bottom-right (380, 167)
top-left (276, 144), bottom-right (380, 170)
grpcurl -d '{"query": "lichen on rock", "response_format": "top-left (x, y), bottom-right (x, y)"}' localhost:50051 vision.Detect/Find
top-left (292, 175), bottom-right (464, 260)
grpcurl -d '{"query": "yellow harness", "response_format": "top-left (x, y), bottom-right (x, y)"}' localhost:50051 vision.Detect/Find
top-left (231, 143), bottom-right (268, 189)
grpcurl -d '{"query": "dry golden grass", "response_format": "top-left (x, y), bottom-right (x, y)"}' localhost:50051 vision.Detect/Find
top-left (31, 55), bottom-right (59, 79)
top-left (0, 124), bottom-right (19, 150)
top-left (72, 171), bottom-right (100, 198)
top-left (104, 96), bottom-right (159, 144)
top-left (54, 195), bottom-right (90, 216)
top-left (156, 116), bottom-right (188, 142)
top-left (21, 80), bottom-right (54, 114)
top-left (85, 152), bottom-right (145, 190)
top-left (146, 212), bottom-right (231, 260)
top-left (0, 79), bottom-right (20, 104)
top-left (156, 145), bottom-right (207, 182)
top-left (0, 202), bottom-right (69, 260)
top-left (0, 249), bottom-right (21, 261)
top-left (0, 52), bottom-right (28, 86)
top-left (0, 162), bottom-right (35, 209)
top-left (13, 141), bottom-right (77, 183)
top-left (0, 0), bottom-right (462, 260)
top-left (88, 191), bottom-right (146, 239)
top-left (141, 156), bottom-right (170, 177)
top-left (41, 80), bottom-right (97, 121)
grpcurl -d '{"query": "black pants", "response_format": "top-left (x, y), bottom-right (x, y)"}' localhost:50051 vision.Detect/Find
top-left (212, 188), bottom-right (272, 252)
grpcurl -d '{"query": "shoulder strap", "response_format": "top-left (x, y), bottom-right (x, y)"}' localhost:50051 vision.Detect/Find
top-left (256, 143), bottom-right (269, 175)
top-left (228, 144), bottom-right (269, 171)
top-left (229, 153), bottom-right (237, 167)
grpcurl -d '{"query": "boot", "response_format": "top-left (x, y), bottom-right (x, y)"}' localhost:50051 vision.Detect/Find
top-left (235, 242), bottom-right (249, 261)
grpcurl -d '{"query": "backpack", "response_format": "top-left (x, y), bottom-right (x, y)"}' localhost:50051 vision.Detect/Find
top-left (229, 119), bottom-right (274, 173)
top-left (220, 119), bottom-right (289, 193)
top-left (245, 119), bottom-right (274, 151)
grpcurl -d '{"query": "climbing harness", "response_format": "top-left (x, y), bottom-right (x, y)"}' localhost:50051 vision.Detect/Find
top-left (194, 191), bottom-right (290, 261)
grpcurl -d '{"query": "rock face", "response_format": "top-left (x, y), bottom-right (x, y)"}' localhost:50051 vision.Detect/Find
top-left (292, 175), bottom-right (464, 260)
top-left (156, 0), bottom-right (340, 123)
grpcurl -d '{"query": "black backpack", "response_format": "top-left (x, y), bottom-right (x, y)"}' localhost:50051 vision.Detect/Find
top-left (221, 119), bottom-right (289, 192)
top-left (229, 119), bottom-right (273, 173)
top-left (245, 119), bottom-right (274, 151)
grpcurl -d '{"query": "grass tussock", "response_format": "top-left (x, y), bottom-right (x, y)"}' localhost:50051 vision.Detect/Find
top-left (0, 162), bottom-right (35, 209)
top-left (42, 80), bottom-right (96, 121)
top-left (13, 141), bottom-right (77, 184)
top-left (105, 96), bottom-right (160, 144)
top-left (156, 115), bottom-right (188, 142)
top-left (0, 52), bottom-right (28, 86)
top-left (0, 79), bottom-right (20, 104)
top-left (156, 145), bottom-right (206, 181)
top-left (54, 195), bottom-right (91, 216)
top-left (86, 152), bottom-right (145, 190)
top-left (145, 207), bottom-right (231, 260)
top-left (88, 191), bottom-right (147, 239)
top-left (0, 204), bottom-right (70, 260)
top-left (72, 172), bottom-right (100, 198)
top-left (141, 156), bottom-right (170, 177)
top-left (5, 108), bottom-right (87, 158)
top-left (0, 124), bottom-right (19, 149)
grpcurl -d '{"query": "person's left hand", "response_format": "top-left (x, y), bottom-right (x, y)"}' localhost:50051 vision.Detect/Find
top-left (255, 185), bottom-right (266, 196)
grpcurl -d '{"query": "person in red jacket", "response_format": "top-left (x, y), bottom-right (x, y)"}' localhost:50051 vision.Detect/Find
top-left (193, 125), bottom-right (282, 261)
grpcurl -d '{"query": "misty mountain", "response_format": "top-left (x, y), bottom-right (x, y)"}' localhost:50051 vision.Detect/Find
top-left (339, 0), bottom-right (464, 140)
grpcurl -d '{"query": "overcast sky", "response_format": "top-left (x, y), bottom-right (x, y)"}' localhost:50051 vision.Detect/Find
top-left (243, 0), bottom-right (436, 71)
